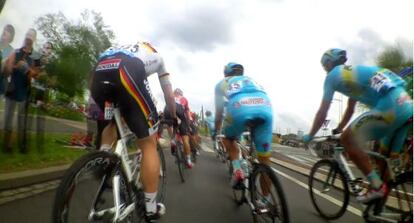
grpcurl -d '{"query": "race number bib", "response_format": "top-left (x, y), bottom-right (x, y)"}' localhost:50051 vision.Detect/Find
top-left (370, 70), bottom-right (393, 93)
top-left (104, 101), bottom-right (114, 120)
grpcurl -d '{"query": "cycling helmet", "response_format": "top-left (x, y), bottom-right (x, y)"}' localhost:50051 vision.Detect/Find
top-left (174, 88), bottom-right (183, 96)
top-left (205, 111), bottom-right (212, 117)
top-left (224, 62), bottom-right (244, 77)
top-left (321, 48), bottom-right (347, 72)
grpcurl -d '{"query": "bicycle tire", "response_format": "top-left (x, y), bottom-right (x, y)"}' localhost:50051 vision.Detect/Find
top-left (157, 143), bottom-right (167, 203)
top-left (176, 141), bottom-right (186, 183)
top-left (309, 159), bottom-right (349, 220)
top-left (250, 163), bottom-right (290, 223)
top-left (52, 151), bottom-right (143, 223)
top-left (218, 141), bottom-right (227, 163)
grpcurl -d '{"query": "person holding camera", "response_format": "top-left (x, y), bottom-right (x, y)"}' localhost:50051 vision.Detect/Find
top-left (2, 28), bottom-right (40, 153)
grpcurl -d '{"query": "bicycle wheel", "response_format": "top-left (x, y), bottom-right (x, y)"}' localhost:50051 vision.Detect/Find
top-left (157, 143), bottom-right (167, 203)
top-left (176, 142), bottom-right (186, 183)
top-left (250, 163), bottom-right (290, 223)
top-left (308, 159), bottom-right (349, 220)
top-left (218, 141), bottom-right (227, 163)
top-left (52, 151), bottom-right (143, 223)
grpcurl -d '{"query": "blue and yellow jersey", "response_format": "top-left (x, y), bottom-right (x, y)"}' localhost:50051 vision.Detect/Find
top-left (215, 75), bottom-right (266, 108)
top-left (323, 65), bottom-right (406, 107)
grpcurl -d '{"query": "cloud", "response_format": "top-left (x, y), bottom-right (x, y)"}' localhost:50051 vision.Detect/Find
top-left (340, 28), bottom-right (386, 65)
top-left (149, 2), bottom-right (242, 52)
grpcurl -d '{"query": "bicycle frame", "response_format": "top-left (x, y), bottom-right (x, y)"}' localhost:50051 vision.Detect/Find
top-left (313, 137), bottom-right (413, 222)
top-left (88, 107), bottom-right (140, 222)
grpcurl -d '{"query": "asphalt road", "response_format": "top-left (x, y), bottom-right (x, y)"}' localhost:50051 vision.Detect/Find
top-left (0, 141), bottom-right (367, 223)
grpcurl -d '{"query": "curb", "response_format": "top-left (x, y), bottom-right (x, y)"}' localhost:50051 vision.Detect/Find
top-left (0, 165), bottom-right (70, 191)
top-left (0, 139), bottom-right (171, 191)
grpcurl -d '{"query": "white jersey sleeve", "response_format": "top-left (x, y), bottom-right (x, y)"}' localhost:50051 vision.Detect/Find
top-left (134, 42), bottom-right (168, 77)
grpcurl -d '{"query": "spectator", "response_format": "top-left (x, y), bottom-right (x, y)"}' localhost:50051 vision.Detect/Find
top-left (0, 24), bottom-right (15, 100)
top-left (31, 41), bottom-right (54, 152)
top-left (2, 28), bottom-right (39, 153)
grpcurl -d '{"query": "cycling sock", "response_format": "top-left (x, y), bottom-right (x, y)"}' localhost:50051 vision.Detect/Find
top-left (144, 192), bottom-right (157, 214)
top-left (232, 159), bottom-right (242, 172)
top-left (186, 155), bottom-right (191, 162)
top-left (100, 144), bottom-right (112, 151)
top-left (367, 170), bottom-right (382, 189)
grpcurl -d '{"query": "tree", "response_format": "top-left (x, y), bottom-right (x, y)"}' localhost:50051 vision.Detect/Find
top-left (376, 44), bottom-right (413, 73)
top-left (376, 44), bottom-right (413, 98)
top-left (35, 10), bottom-right (115, 99)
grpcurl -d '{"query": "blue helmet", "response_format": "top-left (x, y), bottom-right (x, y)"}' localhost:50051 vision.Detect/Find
top-left (224, 62), bottom-right (244, 77)
top-left (321, 48), bottom-right (347, 71)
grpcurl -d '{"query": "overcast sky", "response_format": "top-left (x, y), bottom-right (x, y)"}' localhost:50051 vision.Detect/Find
top-left (1, 0), bottom-right (413, 134)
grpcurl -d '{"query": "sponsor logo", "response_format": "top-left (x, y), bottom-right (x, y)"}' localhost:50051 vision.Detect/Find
top-left (96, 59), bottom-right (121, 71)
top-left (239, 97), bottom-right (269, 106)
top-left (397, 92), bottom-right (412, 106)
top-left (144, 59), bottom-right (158, 67)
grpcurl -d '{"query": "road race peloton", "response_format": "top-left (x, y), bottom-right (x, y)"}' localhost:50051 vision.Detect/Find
top-left (90, 41), bottom-right (178, 222)
top-left (214, 62), bottom-right (274, 188)
top-left (303, 48), bottom-right (413, 203)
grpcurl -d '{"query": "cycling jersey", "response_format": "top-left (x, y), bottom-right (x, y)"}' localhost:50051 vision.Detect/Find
top-left (215, 75), bottom-right (273, 157)
top-left (323, 65), bottom-right (405, 107)
top-left (324, 65), bottom-right (412, 155)
top-left (99, 42), bottom-right (168, 78)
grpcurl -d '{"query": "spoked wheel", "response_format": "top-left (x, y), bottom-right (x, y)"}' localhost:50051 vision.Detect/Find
top-left (250, 164), bottom-right (289, 223)
top-left (308, 159), bottom-right (349, 220)
top-left (52, 151), bottom-right (143, 223)
top-left (175, 142), bottom-right (186, 183)
top-left (157, 143), bottom-right (167, 203)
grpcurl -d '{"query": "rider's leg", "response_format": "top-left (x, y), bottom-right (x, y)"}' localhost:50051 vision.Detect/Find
top-left (182, 135), bottom-right (191, 156)
top-left (136, 134), bottom-right (160, 214)
top-left (341, 128), bottom-right (383, 188)
top-left (223, 138), bottom-right (240, 161)
top-left (99, 122), bottom-right (117, 150)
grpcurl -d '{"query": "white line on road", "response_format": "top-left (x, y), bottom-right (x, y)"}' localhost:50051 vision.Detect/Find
top-left (271, 167), bottom-right (363, 217)
top-left (201, 143), bottom-right (214, 153)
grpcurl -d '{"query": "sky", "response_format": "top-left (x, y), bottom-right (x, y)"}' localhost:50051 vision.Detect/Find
top-left (1, 0), bottom-right (413, 134)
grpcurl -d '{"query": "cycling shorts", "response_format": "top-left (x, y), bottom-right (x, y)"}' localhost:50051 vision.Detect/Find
top-left (164, 103), bottom-right (191, 136)
top-left (90, 53), bottom-right (159, 139)
top-left (349, 87), bottom-right (413, 155)
top-left (223, 92), bottom-right (273, 157)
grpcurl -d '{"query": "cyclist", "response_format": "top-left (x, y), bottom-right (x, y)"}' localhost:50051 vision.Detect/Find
top-left (189, 111), bottom-right (201, 155)
top-left (90, 42), bottom-right (177, 222)
top-left (204, 110), bottom-right (215, 140)
top-left (303, 48), bottom-right (413, 203)
top-left (164, 88), bottom-right (195, 168)
top-left (214, 62), bottom-right (273, 188)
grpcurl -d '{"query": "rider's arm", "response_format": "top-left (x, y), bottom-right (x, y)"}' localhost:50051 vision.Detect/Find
top-left (308, 99), bottom-right (331, 137)
top-left (335, 98), bottom-right (357, 131)
top-left (214, 83), bottom-right (224, 133)
top-left (308, 78), bottom-right (334, 137)
top-left (157, 58), bottom-right (176, 118)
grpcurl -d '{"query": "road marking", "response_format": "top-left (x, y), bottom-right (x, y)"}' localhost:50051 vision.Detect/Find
top-left (201, 143), bottom-right (214, 153)
top-left (285, 155), bottom-right (314, 167)
top-left (271, 167), bottom-right (363, 217)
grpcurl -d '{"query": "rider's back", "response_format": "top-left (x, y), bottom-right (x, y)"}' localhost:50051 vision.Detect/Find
top-left (324, 65), bottom-right (406, 107)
